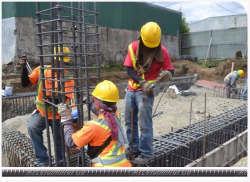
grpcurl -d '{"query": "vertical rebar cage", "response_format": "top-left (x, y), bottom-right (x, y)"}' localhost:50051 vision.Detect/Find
top-left (36, 2), bottom-right (100, 167)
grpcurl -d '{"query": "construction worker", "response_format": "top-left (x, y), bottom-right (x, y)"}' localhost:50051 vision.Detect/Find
top-left (241, 78), bottom-right (247, 100)
top-left (58, 80), bottom-right (132, 167)
top-left (123, 22), bottom-right (174, 165)
top-left (19, 47), bottom-right (74, 167)
top-left (224, 70), bottom-right (244, 98)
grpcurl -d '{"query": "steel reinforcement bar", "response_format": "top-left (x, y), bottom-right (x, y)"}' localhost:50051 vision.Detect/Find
top-left (35, 2), bottom-right (100, 167)
top-left (2, 103), bottom-right (247, 167)
top-left (147, 103), bottom-right (247, 167)
top-left (2, 92), bottom-right (36, 121)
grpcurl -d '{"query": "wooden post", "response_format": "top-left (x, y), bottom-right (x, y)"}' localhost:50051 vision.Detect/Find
top-left (204, 37), bottom-right (212, 67)
top-left (231, 62), bottom-right (234, 72)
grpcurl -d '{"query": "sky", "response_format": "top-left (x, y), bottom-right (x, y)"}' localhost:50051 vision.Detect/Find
top-left (146, 1), bottom-right (247, 23)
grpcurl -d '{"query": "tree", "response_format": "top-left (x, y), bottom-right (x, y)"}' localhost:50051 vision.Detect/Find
top-left (181, 16), bottom-right (190, 34)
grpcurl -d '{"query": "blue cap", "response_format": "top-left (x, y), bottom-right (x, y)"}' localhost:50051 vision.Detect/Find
top-left (71, 109), bottom-right (78, 119)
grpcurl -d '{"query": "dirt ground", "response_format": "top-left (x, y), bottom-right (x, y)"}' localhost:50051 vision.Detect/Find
top-left (1, 60), bottom-right (248, 167)
top-left (2, 84), bottom-right (248, 167)
top-left (2, 59), bottom-right (247, 94)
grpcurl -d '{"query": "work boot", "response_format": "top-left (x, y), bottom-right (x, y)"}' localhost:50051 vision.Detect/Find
top-left (125, 149), bottom-right (141, 159)
top-left (133, 154), bottom-right (153, 165)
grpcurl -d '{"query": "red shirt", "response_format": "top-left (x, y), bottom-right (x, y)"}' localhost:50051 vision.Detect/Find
top-left (124, 40), bottom-right (174, 91)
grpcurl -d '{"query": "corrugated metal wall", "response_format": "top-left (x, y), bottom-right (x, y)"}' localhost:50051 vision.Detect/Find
top-left (2, 2), bottom-right (16, 18)
top-left (181, 27), bottom-right (247, 59)
top-left (2, 2), bottom-right (181, 36)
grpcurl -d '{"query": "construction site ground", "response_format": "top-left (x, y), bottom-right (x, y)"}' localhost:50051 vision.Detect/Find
top-left (2, 60), bottom-right (248, 167)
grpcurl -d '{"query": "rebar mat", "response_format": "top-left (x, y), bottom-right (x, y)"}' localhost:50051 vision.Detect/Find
top-left (2, 104), bottom-right (247, 167)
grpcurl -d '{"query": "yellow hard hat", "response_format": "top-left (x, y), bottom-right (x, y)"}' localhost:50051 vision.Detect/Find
top-left (238, 70), bottom-right (244, 77)
top-left (92, 80), bottom-right (119, 102)
top-left (141, 22), bottom-right (161, 48)
top-left (54, 46), bottom-right (70, 62)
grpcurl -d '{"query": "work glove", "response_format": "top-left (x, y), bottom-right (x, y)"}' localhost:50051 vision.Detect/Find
top-left (157, 70), bottom-right (172, 82)
top-left (19, 55), bottom-right (27, 67)
top-left (139, 80), bottom-right (153, 95)
top-left (58, 103), bottom-right (73, 123)
top-left (44, 96), bottom-right (59, 107)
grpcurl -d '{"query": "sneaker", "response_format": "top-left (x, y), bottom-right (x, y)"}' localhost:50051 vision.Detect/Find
top-left (125, 149), bottom-right (141, 159)
top-left (133, 154), bottom-right (153, 165)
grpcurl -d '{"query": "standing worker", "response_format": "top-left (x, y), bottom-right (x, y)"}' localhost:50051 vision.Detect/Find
top-left (19, 47), bottom-right (74, 167)
top-left (58, 80), bottom-right (132, 167)
top-left (123, 22), bottom-right (174, 165)
top-left (224, 70), bottom-right (244, 98)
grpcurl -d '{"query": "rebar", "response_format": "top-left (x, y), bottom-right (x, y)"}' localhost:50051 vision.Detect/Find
top-left (36, 2), bottom-right (53, 167)
top-left (34, 2), bottom-right (100, 167)
top-left (202, 93), bottom-right (207, 167)
top-left (135, 103), bottom-right (247, 167)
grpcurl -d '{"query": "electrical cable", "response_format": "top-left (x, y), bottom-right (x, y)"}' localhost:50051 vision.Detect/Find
top-left (213, 2), bottom-right (245, 15)
top-left (163, 2), bottom-right (184, 7)
top-left (148, 2), bottom-right (184, 8)
top-left (232, 2), bottom-right (245, 9)
top-left (207, 2), bottom-right (212, 18)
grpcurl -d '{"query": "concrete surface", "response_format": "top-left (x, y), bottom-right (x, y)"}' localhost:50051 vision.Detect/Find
top-left (185, 130), bottom-right (248, 167)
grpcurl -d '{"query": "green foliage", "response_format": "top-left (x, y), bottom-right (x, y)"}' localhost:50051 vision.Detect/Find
top-left (239, 62), bottom-right (247, 70)
top-left (196, 61), bottom-right (203, 67)
top-left (196, 60), bottom-right (224, 68)
top-left (102, 63), bottom-right (125, 72)
top-left (181, 17), bottom-right (190, 34)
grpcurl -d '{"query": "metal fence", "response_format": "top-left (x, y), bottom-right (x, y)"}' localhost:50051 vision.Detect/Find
top-left (181, 27), bottom-right (247, 59)
top-left (2, 92), bottom-right (36, 122)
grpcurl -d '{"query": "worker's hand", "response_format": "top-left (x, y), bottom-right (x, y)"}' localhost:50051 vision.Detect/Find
top-left (157, 70), bottom-right (172, 82)
top-left (58, 103), bottom-right (73, 123)
top-left (19, 55), bottom-right (27, 67)
top-left (140, 80), bottom-right (153, 95)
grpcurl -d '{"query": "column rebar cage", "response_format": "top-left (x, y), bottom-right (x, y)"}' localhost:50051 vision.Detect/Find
top-left (35, 2), bottom-right (100, 167)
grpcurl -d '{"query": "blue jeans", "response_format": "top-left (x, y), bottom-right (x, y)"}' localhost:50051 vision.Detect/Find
top-left (241, 79), bottom-right (248, 99)
top-left (28, 112), bottom-right (63, 166)
top-left (124, 89), bottom-right (154, 157)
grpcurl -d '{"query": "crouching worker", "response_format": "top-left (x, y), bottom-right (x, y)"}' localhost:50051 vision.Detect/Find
top-left (58, 80), bottom-right (132, 167)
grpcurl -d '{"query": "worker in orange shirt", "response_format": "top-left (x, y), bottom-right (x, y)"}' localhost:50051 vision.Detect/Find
top-left (19, 47), bottom-right (74, 167)
top-left (58, 80), bottom-right (132, 167)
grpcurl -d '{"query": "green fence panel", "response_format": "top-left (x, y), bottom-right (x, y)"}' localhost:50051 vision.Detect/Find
top-left (2, 2), bottom-right (181, 36)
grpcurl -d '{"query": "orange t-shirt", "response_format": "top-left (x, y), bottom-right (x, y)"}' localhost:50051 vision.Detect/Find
top-left (29, 66), bottom-right (74, 119)
top-left (72, 116), bottom-right (131, 167)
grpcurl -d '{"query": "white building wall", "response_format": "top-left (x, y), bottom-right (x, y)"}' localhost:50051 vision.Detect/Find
top-left (188, 15), bottom-right (247, 32)
top-left (2, 17), bottom-right (16, 64)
